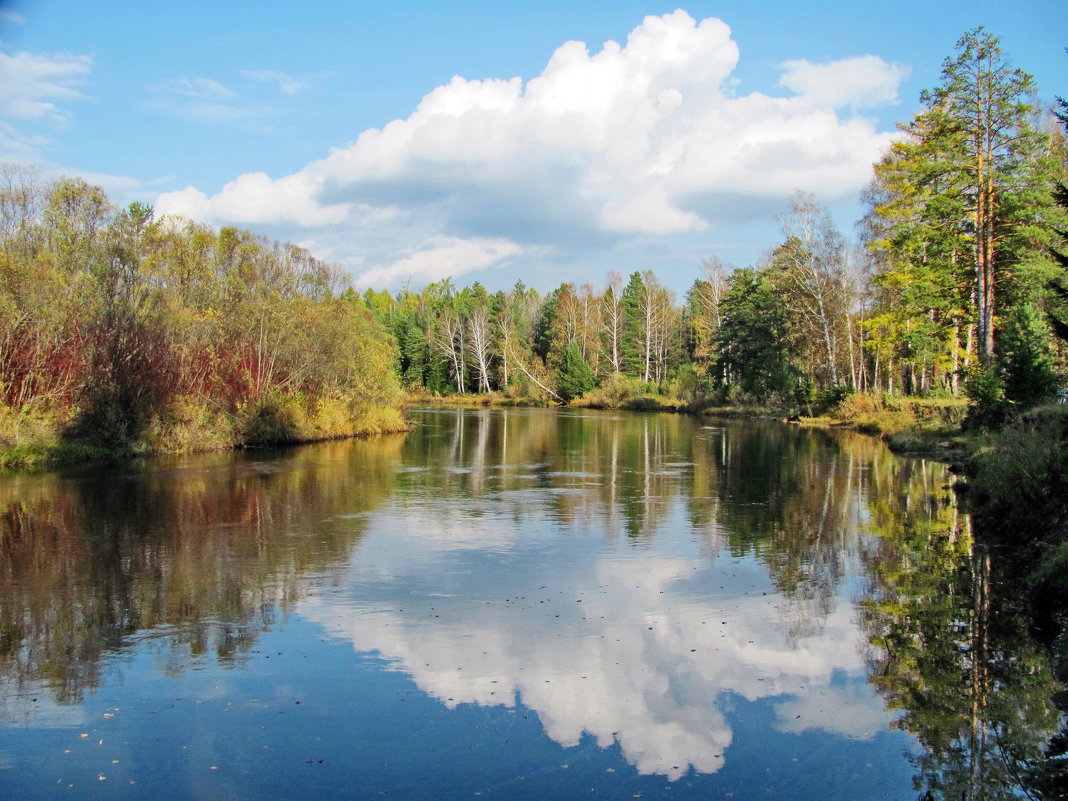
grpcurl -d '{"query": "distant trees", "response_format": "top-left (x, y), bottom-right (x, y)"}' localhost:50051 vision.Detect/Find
top-left (685, 257), bottom-right (727, 383)
top-left (770, 193), bottom-right (856, 390)
top-left (373, 99), bottom-right (1063, 412)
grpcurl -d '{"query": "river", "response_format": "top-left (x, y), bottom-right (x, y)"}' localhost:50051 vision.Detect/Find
top-left (0, 407), bottom-right (1057, 800)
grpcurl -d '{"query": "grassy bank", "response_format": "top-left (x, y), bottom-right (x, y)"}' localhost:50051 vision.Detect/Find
top-left (404, 386), bottom-right (977, 446)
top-left (826, 393), bottom-right (970, 455)
top-left (402, 389), bottom-right (540, 408)
top-left (404, 374), bottom-right (693, 413)
top-left (0, 395), bottom-right (411, 471)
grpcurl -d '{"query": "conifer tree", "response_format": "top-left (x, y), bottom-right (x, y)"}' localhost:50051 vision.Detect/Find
top-left (924, 28), bottom-right (1052, 363)
top-left (620, 271), bottom-right (645, 378)
top-left (714, 268), bottom-right (796, 401)
top-left (999, 303), bottom-right (1058, 407)
top-left (557, 342), bottom-right (596, 401)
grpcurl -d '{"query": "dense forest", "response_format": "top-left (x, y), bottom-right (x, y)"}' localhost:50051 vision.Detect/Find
top-left (1, 28), bottom-right (1066, 468)
top-left (361, 30), bottom-right (1067, 416)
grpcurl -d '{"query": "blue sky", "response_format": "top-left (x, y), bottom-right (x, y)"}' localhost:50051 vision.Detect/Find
top-left (1, 0), bottom-right (1064, 294)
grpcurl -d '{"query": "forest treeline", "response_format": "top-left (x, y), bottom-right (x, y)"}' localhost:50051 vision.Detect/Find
top-left (0, 167), bottom-right (406, 466)
top-left (362, 30), bottom-right (1067, 419)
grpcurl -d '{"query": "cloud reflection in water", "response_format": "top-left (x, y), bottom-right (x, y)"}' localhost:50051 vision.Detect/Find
top-left (302, 499), bottom-right (895, 780)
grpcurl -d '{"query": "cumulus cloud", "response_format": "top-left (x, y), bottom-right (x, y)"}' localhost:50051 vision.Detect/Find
top-left (0, 50), bottom-right (90, 123)
top-left (156, 170), bottom-right (350, 227)
top-left (155, 10), bottom-right (907, 289)
top-left (779, 55), bottom-right (911, 108)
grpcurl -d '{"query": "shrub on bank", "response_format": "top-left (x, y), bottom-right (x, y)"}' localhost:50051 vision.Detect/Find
top-left (0, 390), bottom-right (413, 469)
top-left (571, 373), bottom-right (685, 411)
top-left (967, 405), bottom-right (1068, 619)
top-left (0, 406), bottom-right (62, 468)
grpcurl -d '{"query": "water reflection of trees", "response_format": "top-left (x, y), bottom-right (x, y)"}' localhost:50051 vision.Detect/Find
top-left (0, 437), bottom-right (402, 704)
top-left (707, 423), bottom-right (881, 643)
top-left (10, 406), bottom-right (1057, 796)
top-left (402, 408), bottom-right (690, 541)
top-left (404, 409), bottom-right (896, 643)
top-left (403, 409), bottom-right (1066, 793)
top-left (858, 460), bottom-right (1059, 800)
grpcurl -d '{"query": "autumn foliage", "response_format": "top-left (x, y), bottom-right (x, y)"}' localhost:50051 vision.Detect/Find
top-left (0, 167), bottom-right (405, 465)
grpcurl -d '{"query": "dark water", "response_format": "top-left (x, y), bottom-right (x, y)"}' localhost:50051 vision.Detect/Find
top-left (0, 408), bottom-right (1057, 800)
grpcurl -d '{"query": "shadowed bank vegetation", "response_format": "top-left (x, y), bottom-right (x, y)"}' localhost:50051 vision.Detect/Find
top-left (0, 167), bottom-right (406, 468)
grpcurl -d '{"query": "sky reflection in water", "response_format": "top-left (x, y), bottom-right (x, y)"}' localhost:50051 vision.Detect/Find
top-left (306, 408), bottom-right (912, 782)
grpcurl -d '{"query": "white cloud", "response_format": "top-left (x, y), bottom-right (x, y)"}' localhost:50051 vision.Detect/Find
top-left (0, 50), bottom-right (90, 123)
top-left (155, 10), bottom-right (906, 289)
top-left (57, 166), bottom-right (146, 201)
top-left (0, 119), bottom-right (47, 161)
top-left (156, 170), bottom-right (349, 227)
top-left (242, 69), bottom-right (308, 96)
top-left (779, 55), bottom-right (911, 108)
top-left (0, 10), bottom-right (26, 25)
top-left (353, 235), bottom-right (522, 288)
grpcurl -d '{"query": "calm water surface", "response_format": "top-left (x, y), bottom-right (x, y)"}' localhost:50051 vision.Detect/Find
top-left (0, 408), bottom-right (1056, 800)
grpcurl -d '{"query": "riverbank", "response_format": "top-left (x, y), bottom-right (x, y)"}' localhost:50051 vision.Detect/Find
top-left (407, 388), bottom-right (973, 454)
top-left (0, 397), bottom-right (412, 471)
top-left (817, 393), bottom-right (971, 457)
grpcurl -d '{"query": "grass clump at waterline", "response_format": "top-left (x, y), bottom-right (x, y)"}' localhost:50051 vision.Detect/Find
top-left (0, 406), bottom-right (61, 469)
top-left (570, 373), bottom-right (689, 412)
top-left (403, 374), bottom-right (693, 412)
top-left (828, 392), bottom-right (970, 454)
top-left (0, 394), bottom-right (412, 471)
top-left (402, 388), bottom-right (542, 408)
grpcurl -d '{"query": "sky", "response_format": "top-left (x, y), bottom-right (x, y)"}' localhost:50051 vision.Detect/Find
top-left (0, 0), bottom-right (1064, 295)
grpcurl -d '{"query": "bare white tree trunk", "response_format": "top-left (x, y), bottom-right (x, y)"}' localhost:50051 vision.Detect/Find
top-left (466, 305), bottom-right (492, 393)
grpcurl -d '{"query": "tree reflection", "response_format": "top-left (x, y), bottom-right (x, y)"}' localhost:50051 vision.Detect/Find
top-left (700, 422), bottom-right (895, 644)
top-left (401, 409), bottom-right (902, 646)
top-left (858, 462), bottom-right (1059, 800)
top-left (0, 436), bottom-right (402, 704)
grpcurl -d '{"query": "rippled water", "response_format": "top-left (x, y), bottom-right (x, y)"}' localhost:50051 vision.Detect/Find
top-left (0, 408), bottom-right (1054, 800)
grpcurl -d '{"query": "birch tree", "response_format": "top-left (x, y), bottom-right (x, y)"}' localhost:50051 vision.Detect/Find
top-left (466, 304), bottom-right (493, 393)
top-left (601, 271), bottom-right (625, 375)
top-left (772, 193), bottom-right (854, 389)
